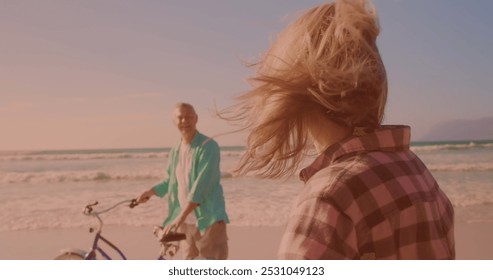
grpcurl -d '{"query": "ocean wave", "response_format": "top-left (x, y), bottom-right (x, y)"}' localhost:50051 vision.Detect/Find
top-left (2, 141), bottom-right (492, 161)
top-left (0, 170), bottom-right (234, 184)
top-left (0, 152), bottom-right (169, 162)
top-left (0, 151), bottom-right (244, 161)
top-left (411, 142), bottom-right (493, 152)
top-left (427, 163), bottom-right (493, 172)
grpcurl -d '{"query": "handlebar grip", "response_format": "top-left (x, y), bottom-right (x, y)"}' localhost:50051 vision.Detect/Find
top-left (129, 199), bottom-right (139, 208)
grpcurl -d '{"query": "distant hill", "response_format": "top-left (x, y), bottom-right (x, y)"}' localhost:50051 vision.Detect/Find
top-left (421, 116), bottom-right (493, 141)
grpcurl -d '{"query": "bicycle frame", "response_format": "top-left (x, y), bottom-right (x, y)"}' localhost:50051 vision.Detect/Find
top-left (85, 231), bottom-right (127, 260)
top-left (84, 229), bottom-right (179, 260)
top-left (54, 199), bottom-right (185, 260)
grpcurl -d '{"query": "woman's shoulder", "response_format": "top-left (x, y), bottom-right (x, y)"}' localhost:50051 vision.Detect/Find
top-left (299, 153), bottom-right (377, 207)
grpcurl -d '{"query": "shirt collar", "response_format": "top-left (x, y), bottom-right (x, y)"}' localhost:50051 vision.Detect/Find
top-left (299, 125), bottom-right (411, 183)
top-left (177, 131), bottom-right (202, 148)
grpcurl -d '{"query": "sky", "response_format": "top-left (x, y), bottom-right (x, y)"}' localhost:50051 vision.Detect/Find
top-left (1, 0), bottom-right (492, 150)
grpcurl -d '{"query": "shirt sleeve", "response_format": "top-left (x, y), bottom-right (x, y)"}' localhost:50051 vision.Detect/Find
top-left (151, 149), bottom-right (173, 198)
top-left (187, 140), bottom-right (220, 205)
top-left (151, 179), bottom-right (169, 198)
top-left (278, 196), bottom-right (358, 259)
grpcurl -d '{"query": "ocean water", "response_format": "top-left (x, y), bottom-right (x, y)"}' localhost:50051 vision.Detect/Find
top-left (1, 140), bottom-right (492, 232)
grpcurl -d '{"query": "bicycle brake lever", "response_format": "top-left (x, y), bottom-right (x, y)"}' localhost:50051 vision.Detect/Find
top-left (84, 201), bottom-right (99, 214)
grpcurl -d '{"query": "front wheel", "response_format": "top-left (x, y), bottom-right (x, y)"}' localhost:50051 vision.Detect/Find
top-left (54, 248), bottom-right (87, 260)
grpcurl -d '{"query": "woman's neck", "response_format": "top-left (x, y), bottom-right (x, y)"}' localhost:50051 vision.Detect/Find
top-left (309, 117), bottom-right (351, 153)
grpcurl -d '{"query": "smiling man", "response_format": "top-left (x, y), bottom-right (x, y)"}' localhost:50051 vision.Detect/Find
top-left (136, 103), bottom-right (229, 260)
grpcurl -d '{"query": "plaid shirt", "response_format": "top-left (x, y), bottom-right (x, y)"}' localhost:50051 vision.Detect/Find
top-left (278, 125), bottom-right (455, 259)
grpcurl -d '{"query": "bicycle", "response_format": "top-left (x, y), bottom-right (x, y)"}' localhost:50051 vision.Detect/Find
top-left (54, 199), bottom-right (185, 260)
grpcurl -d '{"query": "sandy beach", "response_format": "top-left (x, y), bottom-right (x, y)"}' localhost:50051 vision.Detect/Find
top-left (0, 223), bottom-right (492, 260)
top-left (0, 226), bottom-right (282, 260)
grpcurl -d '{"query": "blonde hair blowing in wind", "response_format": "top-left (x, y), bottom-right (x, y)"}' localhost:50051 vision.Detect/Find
top-left (221, 0), bottom-right (387, 179)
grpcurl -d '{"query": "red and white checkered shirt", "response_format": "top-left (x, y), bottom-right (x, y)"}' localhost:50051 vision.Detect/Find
top-left (278, 125), bottom-right (455, 259)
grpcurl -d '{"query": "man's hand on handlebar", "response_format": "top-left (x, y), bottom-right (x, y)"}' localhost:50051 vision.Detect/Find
top-left (136, 189), bottom-right (156, 204)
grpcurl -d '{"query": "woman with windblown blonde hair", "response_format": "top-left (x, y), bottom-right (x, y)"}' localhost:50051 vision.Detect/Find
top-left (224, 0), bottom-right (386, 179)
top-left (222, 0), bottom-right (454, 259)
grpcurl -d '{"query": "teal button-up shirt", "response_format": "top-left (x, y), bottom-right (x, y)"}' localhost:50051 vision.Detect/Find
top-left (152, 131), bottom-right (229, 232)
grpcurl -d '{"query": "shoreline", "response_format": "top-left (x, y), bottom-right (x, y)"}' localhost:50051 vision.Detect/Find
top-left (0, 222), bottom-right (492, 260)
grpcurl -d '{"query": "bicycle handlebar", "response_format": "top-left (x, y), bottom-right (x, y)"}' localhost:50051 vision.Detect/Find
top-left (83, 199), bottom-right (139, 216)
top-left (82, 199), bottom-right (140, 234)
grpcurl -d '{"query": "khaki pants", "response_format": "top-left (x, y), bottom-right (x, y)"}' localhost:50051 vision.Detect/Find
top-left (178, 221), bottom-right (228, 260)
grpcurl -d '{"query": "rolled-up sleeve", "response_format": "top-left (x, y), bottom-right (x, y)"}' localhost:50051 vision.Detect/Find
top-left (152, 179), bottom-right (169, 198)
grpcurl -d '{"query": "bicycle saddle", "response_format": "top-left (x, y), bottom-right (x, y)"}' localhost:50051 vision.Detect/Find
top-left (153, 226), bottom-right (186, 242)
top-left (161, 232), bottom-right (186, 242)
